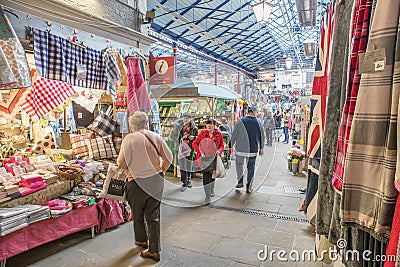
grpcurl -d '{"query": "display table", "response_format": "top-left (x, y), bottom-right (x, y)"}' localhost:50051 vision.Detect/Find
top-left (0, 204), bottom-right (98, 266)
top-left (0, 181), bottom-right (74, 208)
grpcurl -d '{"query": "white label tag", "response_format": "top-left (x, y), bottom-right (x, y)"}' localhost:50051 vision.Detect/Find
top-left (375, 60), bottom-right (385, 71)
top-left (78, 112), bottom-right (83, 119)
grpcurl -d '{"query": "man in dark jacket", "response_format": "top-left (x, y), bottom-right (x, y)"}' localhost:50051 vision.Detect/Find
top-left (228, 106), bottom-right (264, 193)
top-left (170, 113), bottom-right (198, 191)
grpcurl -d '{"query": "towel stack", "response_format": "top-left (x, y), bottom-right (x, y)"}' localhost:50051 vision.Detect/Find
top-left (5, 185), bottom-right (20, 198)
top-left (17, 204), bottom-right (50, 224)
top-left (20, 175), bottom-right (45, 189)
top-left (0, 207), bottom-right (29, 236)
top-left (0, 186), bottom-right (8, 202)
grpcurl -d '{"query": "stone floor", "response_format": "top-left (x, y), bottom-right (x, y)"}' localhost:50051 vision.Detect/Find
top-left (7, 141), bottom-right (328, 267)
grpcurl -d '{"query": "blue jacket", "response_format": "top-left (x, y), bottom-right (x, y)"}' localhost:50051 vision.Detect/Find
top-left (229, 116), bottom-right (264, 156)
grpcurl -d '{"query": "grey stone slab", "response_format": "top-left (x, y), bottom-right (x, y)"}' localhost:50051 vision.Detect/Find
top-left (244, 227), bottom-right (295, 250)
top-left (213, 196), bottom-right (247, 209)
top-left (257, 185), bottom-right (285, 196)
top-left (199, 218), bottom-right (251, 239)
top-left (165, 230), bottom-right (223, 254)
top-left (242, 192), bottom-right (271, 203)
top-left (212, 209), bottom-right (279, 229)
top-left (268, 195), bottom-right (301, 207)
top-left (244, 201), bottom-right (280, 213)
top-left (278, 205), bottom-right (305, 217)
top-left (274, 220), bottom-right (314, 236)
top-left (230, 261), bottom-right (257, 267)
top-left (211, 238), bottom-right (268, 265)
top-left (163, 248), bottom-right (232, 267)
top-left (292, 233), bottom-right (316, 252)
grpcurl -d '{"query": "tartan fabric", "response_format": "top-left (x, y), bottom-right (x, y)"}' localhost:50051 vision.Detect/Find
top-left (21, 77), bottom-right (76, 122)
top-left (87, 111), bottom-right (118, 137)
top-left (341, 0), bottom-right (400, 240)
top-left (85, 135), bottom-right (117, 160)
top-left (126, 57), bottom-right (151, 114)
top-left (70, 133), bottom-right (93, 159)
top-left (108, 48), bottom-right (127, 86)
top-left (307, 3), bottom-right (336, 158)
top-left (104, 51), bottom-right (120, 98)
top-left (332, 0), bottom-right (372, 191)
top-left (33, 29), bottom-right (108, 90)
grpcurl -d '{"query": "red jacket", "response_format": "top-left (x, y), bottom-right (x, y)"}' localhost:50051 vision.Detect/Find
top-left (192, 129), bottom-right (224, 160)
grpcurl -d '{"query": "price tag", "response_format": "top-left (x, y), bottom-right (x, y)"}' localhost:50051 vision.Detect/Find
top-left (375, 60), bottom-right (385, 71)
top-left (78, 112), bottom-right (83, 119)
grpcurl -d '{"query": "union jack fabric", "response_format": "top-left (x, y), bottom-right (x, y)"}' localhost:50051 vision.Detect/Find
top-left (126, 57), bottom-right (151, 114)
top-left (307, 3), bottom-right (336, 158)
top-left (21, 77), bottom-right (76, 122)
top-left (332, 0), bottom-right (372, 191)
top-left (33, 29), bottom-right (108, 90)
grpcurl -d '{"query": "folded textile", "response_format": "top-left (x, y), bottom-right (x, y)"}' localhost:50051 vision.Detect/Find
top-left (0, 222), bottom-right (28, 236)
top-left (19, 183), bottom-right (48, 196)
top-left (0, 207), bottom-right (29, 219)
top-left (0, 213), bottom-right (27, 227)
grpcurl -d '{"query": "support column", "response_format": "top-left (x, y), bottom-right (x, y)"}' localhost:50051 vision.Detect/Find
top-left (173, 43), bottom-right (178, 79)
top-left (237, 69), bottom-right (240, 94)
top-left (214, 62), bottom-right (218, 85)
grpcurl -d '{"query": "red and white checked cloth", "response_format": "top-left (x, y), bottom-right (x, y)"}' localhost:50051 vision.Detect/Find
top-left (22, 77), bottom-right (76, 122)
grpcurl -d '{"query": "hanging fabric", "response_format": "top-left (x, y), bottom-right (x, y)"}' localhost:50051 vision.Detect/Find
top-left (332, 0), bottom-right (373, 191)
top-left (21, 77), bottom-right (76, 122)
top-left (341, 0), bottom-right (400, 240)
top-left (71, 86), bottom-right (103, 113)
top-left (125, 57), bottom-right (151, 114)
top-left (0, 6), bottom-right (31, 89)
top-left (104, 50), bottom-right (121, 98)
top-left (33, 29), bottom-right (108, 90)
top-left (150, 99), bottom-right (161, 135)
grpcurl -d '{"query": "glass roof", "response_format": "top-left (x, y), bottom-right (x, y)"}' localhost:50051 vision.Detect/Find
top-left (148, 0), bottom-right (328, 75)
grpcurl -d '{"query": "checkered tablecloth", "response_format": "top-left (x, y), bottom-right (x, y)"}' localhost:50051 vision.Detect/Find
top-left (22, 77), bottom-right (76, 122)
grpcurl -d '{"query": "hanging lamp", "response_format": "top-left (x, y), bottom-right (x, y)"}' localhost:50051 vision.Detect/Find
top-left (285, 56), bottom-right (293, 69)
top-left (252, 1), bottom-right (274, 23)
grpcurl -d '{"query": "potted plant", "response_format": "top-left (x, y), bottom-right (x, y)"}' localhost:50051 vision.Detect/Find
top-left (288, 147), bottom-right (305, 175)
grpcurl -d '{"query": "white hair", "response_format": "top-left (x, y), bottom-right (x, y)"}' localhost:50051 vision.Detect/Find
top-left (129, 111), bottom-right (148, 130)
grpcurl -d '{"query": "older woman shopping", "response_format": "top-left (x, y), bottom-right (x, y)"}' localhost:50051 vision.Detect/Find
top-left (192, 118), bottom-right (224, 204)
top-left (117, 111), bottom-right (173, 262)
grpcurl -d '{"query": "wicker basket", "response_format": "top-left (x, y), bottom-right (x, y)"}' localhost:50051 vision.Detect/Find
top-left (56, 165), bottom-right (84, 185)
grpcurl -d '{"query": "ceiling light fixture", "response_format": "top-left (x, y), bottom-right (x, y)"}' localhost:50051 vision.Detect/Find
top-left (285, 56), bottom-right (293, 69)
top-left (252, 1), bottom-right (274, 23)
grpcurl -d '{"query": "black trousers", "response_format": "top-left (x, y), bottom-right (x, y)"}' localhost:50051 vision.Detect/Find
top-left (125, 173), bottom-right (164, 253)
top-left (202, 171), bottom-right (215, 198)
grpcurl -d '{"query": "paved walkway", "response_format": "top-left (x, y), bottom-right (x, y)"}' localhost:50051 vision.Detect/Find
top-left (7, 141), bottom-right (328, 267)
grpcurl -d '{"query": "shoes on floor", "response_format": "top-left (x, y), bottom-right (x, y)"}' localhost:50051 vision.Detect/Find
top-left (246, 189), bottom-right (253, 193)
top-left (204, 197), bottom-right (211, 205)
top-left (235, 183), bottom-right (244, 188)
top-left (140, 251), bottom-right (160, 262)
top-left (187, 181), bottom-right (192, 188)
top-left (299, 188), bottom-right (306, 194)
top-left (180, 185), bottom-right (187, 192)
top-left (210, 192), bottom-right (215, 197)
top-left (135, 241), bottom-right (148, 249)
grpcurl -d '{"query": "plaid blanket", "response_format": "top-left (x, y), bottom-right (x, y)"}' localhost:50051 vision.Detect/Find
top-left (332, 0), bottom-right (373, 191)
top-left (341, 0), bottom-right (400, 240)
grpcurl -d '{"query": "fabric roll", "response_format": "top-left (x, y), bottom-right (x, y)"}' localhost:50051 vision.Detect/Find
top-left (332, 0), bottom-right (373, 191)
top-left (316, 0), bottom-right (355, 241)
top-left (341, 0), bottom-right (400, 240)
top-left (125, 57), bottom-right (151, 114)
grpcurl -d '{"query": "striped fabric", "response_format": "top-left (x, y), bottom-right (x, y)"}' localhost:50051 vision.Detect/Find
top-left (307, 2), bottom-right (335, 158)
top-left (341, 0), bottom-right (400, 239)
top-left (104, 50), bottom-right (120, 98)
top-left (70, 133), bottom-right (93, 159)
top-left (126, 57), bottom-right (151, 114)
top-left (332, 0), bottom-right (373, 191)
top-left (21, 77), bottom-right (76, 122)
top-left (87, 111), bottom-right (118, 137)
top-left (33, 29), bottom-right (108, 90)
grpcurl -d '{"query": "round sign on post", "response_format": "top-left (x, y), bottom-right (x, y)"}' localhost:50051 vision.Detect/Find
top-left (155, 59), bottom-right (169, 75)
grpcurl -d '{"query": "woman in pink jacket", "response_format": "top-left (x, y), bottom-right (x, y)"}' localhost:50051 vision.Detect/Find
top-left (192, 119), bottom-right (224, 204)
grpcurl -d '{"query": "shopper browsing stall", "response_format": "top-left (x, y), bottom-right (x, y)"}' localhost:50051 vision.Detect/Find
top-left (170, 113), bottom-right (198, 191)
top-left (117, 111), bottom-right (173, 262)
top-left (192, 119), bottom-right (224, 205)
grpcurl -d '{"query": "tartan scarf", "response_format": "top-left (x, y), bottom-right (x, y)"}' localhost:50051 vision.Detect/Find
top-left (341, 0), bottom-right (400, 240)
top-left (332, 0), bottom-right (373, 191)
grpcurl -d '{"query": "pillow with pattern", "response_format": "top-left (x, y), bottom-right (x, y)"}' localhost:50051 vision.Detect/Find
top-left (87, 111), bottom-right (118, 137)
top-left (85, 135), bottom-right (117, 160)
top-left (70, 133), bottom-right (95, 159)
top-left (32, 134), bottom-right (58, 155)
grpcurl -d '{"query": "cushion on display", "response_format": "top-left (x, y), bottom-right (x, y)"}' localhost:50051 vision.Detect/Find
top-left (85, 135), bottom-right (117, 160)
top-left (32, 134), bottom-right (58, 155)
top-left (87, 111), bottom-right (118, 137)
top-left (69, 133), bottom-right (95, 159)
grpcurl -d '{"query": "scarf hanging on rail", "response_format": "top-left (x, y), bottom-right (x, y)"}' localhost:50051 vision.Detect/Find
top-left (0, 6), bottom-right (31, 89)
top-left (33, 28), bottom-right (108, 90)
top-left (341, 0), bottom-right (400, 241)
top-left (21, 77), bottom-right (76, 122)
top-left (332, 0), bottom-right (373, 192)
top-left (316, 0), bottom-right (354, 243)
top-left (125, 57), bottom-right (151, 114)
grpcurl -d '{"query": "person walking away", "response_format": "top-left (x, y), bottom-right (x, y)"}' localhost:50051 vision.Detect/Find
top-left (192, 119), bottom-right (224, 204)
top-left (228, 105), bottom-right (264, 193)
top-left (117, 111), bottom-right (173, 262)
top-left (219, 117), bottom-right (232, 136)
top-left (283, 109), bottom-right (290, 144)
top-left (170, 112), bottom-right (198, 191)
top-left (263, 111), bottom-right (275, 146)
